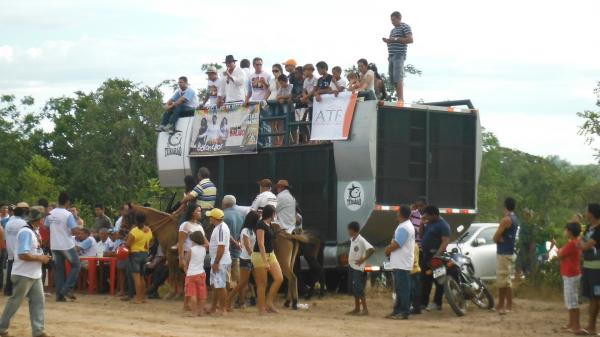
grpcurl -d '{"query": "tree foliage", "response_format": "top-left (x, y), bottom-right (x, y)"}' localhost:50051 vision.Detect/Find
top-left (578, 81), bottom-right (600, 160)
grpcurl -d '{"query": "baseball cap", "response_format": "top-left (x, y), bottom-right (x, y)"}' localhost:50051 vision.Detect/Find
top-left (16, 202), bottom-right (30, 209)
top-left (258, 179), bottom-right (272, 188)
top-left (205, 66), bottom-right (217, 74)
top-left (282, 59), bottom-right (297, 67)
top-left (28, 206), bottom-right (45, 222)
top-left (206, 208), bottom-right (224, 220)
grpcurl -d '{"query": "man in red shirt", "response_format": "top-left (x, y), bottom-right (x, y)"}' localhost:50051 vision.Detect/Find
top-left (558, 222), bottom-right (582, 334)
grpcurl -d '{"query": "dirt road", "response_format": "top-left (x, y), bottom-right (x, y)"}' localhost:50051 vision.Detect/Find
top-left (0, 292), bottom-right (572, 337)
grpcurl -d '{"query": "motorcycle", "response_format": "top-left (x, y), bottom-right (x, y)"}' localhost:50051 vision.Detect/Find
top-left (430, 226), bottom-right (495, 317)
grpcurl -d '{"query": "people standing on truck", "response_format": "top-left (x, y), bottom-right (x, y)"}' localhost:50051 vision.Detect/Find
top-left (347, 221), bottom-right (374, 316)
top-left (218, 55), bottom-right (247, 107)
top-left (245, 57), bottom-right (271, 105)
top-left (578, 203), bottom-right (600, 335)
top-left (240, 58), bottom-right (252, 92)
top-left (283, 59), bottom-right (302, 101)
top-left (493, 197), bottom-right (519, 315)
top-left (314, 61), bottom-right (338, 102)
top-left (382, 11), bottom-right (413, 102)
top-left (292, 66), bottom-right (304, 104)
top-left (251, 179), bottom-right (278, 214)
top-left (202, 66), bottom-right (221, 109)
top-left (350, 59), bottom-right (376, 101)
top-left (179, 167), bottom-right (217, 218)
top-left (420, 205), bottom-right (450, 311)
top-left (384, 205), bottom-right (415, 320)
top-left (331, 66), bottom-right (347, 93)
top-left (300, 64), bottom-right (317, 110)
top-left (368, 63), bottom-right (388, 100)
top-left (157, 76), bottom-right (198, 134)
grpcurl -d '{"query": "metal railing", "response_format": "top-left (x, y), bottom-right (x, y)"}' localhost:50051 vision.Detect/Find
top-left (257, 101), bottom-right (313, 148)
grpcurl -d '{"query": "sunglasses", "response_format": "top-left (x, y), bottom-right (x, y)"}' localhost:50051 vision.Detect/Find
top-left (272, 69), bottom-right (280, 73)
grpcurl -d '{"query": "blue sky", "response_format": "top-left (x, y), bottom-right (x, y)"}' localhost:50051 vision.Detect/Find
top-left (1, 0), bottom-right (599, 164)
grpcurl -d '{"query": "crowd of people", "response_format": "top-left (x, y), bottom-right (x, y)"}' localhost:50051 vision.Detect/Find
top-left (157, 11), bottom-right (413, 134)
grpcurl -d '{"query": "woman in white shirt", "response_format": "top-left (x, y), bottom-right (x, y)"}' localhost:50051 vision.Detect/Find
top-left (177, 204), bottom-right (205, 309)
top-left (267, 64), bottom-right (284, 101)
top-left (226, 210), bottom-right (259, 310)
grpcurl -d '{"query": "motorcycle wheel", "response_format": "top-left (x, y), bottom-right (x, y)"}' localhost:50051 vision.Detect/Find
top-left (472, 283), bottom-right (495, 310)
top-left (444, 277), bottom-right (467, 317)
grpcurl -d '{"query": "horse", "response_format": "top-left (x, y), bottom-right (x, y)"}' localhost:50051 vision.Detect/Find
top-left (121, 204), bottom-right (181, 294)
top-left (271, 224), bottom-right (323, 308)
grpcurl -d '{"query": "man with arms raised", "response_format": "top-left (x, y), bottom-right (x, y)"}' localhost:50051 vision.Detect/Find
top-left (46, 192), bottom-right (80, 302)
top-left (0, 206), bottom-right (52, 337)
top-left (218, 55), bottom-right (246, 106)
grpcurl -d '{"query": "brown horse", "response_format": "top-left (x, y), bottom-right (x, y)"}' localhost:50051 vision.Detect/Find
top-left (272, 224), bottom-right (322, 308)
top-left (122, 204), bottom-right (181, 291)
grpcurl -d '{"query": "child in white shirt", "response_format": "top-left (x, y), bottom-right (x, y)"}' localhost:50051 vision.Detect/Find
top-left (184, 231), bottom-right (208, 317)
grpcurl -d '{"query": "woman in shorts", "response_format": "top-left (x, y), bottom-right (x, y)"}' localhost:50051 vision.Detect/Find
top-left (251, 205), bottom-right (283, 314)
top-left (226, 210), bottom-right (258, 310)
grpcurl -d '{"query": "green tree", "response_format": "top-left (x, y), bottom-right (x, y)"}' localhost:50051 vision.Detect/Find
top-left (44, 78), bottom-right (165, 207)
top-left (17, 155), bottom-right (60, 204)
top-left (578, 81), bottom-right (600, 160)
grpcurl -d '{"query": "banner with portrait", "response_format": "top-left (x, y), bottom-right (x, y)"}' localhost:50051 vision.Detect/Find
top-left (188, 104), bottom-right (259, 157)
top-left (310, 91), bottom-right (358, 141)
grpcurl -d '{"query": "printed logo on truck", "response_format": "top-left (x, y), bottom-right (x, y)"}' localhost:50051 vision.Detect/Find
top-left (164, 131), bottom-right (182, 157)
top-left (344, 181), bottom-right (363, 211)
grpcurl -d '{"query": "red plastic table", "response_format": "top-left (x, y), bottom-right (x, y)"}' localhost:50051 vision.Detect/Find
top-left (70, 257), bottom-right (117, 295)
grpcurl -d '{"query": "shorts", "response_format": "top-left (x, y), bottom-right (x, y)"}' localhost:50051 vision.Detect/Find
top-left (350, 268), bottom-right (367, 298)
top-left (128, 252), bottom-right (148, 275)
top-left (496, 254), bottom-right (515, 288)
top-left (388, 54), bottom-right (406, 84)
top-left (563, 275), bottom-right (581, 309)
top-left (251, 252), bottom-right (278, 268)
top-left (185, 273), bottom-right (208, 300)
top-left (210, 264), bottom-right (231, 289)
top-left (582, 268), bottom-right (600, 298)
top-left (240, 258), bottom-right (253, 270)
top-left (230, 258), bottom-right (240, 284)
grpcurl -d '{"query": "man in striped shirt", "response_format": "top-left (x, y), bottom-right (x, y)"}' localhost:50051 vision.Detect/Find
top-left (382, 11), bottom-right (413, 102)
top-left (180, 167), bottom-right (217, 211)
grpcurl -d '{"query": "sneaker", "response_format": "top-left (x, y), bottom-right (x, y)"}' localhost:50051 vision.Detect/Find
top-left (164, 124), bottom-right (174, 133)
top-left (425, 303), bottom-right (442, 311)
top-left (56, 296), bottom-right (67, 302)
top-left (155, 125), bottom-right (165, 132)
top-left (64, 291), bottom-right (76, 301)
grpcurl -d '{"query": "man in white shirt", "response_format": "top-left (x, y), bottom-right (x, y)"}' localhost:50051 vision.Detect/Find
top-left (206, 208), bottom-right (231, 315)
top-left (245, 57), bottom-right (271, 105)
top-left (75, 228), bottom-right (97, 257)
top-left (384, 205), bottom-right (415, 319)
top-left (275, 180), bottom-right (297, 235)
top-left (351, 58), bottom-right (376, 101)
top-left (0, 206), bottom-right (52, 337)
top-left (332, 66), bottom-right (348, 92)
top-left (3, 202), bottom-right (29, 296)
top-left (218, 55), bottom-right (246, 106)
top-left (158, 76), bottom-right (199, 134)
top-left (113, 204), bottom-right (129, 233)
top-left (251, 179), bottom-right (278, 212)
top-left (46, 192), bottom-right (81, 302)
top-left (203, 66), bottom-right (221, 109)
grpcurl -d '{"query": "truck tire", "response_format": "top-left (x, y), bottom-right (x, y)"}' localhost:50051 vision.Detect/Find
top-left (444, 277), bottom-right (467, 317)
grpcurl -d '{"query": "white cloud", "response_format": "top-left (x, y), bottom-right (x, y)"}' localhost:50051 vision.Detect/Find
top-left (0, 45), bottom-right (14, 62)
top-left (26, 47), bottom-right (43, 59)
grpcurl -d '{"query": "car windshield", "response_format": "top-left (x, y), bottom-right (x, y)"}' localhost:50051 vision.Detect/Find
top-left (455, 229), bottom-right (476, 243)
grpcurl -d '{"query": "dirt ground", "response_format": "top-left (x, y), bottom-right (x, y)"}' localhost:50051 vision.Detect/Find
top-left (0, 290), bottom-right (579, 337)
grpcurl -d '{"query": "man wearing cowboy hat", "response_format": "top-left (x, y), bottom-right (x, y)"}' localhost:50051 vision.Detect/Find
top-left (275, 180), bottom-right (297, 235)
top-left (217, 55), bottom-right (246, 107)
top-left (0, 206), bottom-right (53, 337)
top-left (3, 202), bottom-right (29, 296)
top-left (202, 66), bottom-right (221, 109)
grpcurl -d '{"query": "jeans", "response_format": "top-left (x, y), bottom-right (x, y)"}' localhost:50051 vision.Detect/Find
top-left (411, 272), bottom-right (422, 312)
top-left (161, 105), bottom-right (194, 127)
top-left (393, 269), bottom-right (411, 316)
top-left (4, 260), bottom-right (14, 296)
top-left (147, 264), bottom-right (169, 295)
top-left (0, 275), bottom-right (45, 336)
top-left (0, 249), bottom-right (6, 290)
top-left (421, 250), bottom-right (444, 308)
top-left (52, 248), bottom-right (81, 299)
top-left (357, 90), bottom-right (376, 101)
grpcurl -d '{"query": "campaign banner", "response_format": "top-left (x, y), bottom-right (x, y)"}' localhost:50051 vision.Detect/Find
top-left (310, 91), bottom-right (358, 141)
top-left (188, 104), bottom-right (259, 157)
